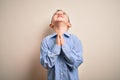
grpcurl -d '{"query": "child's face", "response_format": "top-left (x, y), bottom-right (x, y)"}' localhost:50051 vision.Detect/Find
top-left (51, 11), bottom-right (69, 25)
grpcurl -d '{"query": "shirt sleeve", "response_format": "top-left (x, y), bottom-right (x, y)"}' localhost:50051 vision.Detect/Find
top-left (40, 38), bottom-right (61, 69)
top-left (62, 36), bottom-right (83, 70)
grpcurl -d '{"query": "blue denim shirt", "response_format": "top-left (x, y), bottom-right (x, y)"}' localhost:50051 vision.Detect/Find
top-left (40, 32), bottom-right (83, 80)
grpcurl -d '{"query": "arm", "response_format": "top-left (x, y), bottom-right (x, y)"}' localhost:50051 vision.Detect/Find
top-left (61, 35), bottom-right (83, 70)
top-left (40, 38), bottom-right (61, 69)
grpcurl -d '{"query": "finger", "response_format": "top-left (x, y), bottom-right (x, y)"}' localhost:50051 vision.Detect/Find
top-left (59, 34), bottom-right (63, 39)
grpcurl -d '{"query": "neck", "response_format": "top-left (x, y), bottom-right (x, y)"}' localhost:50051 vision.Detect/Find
top-left (53, 22), bottom-right (68, 34)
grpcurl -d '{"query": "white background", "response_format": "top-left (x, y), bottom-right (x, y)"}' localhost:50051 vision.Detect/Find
top-left (0, 0), bottom-right (120, 80)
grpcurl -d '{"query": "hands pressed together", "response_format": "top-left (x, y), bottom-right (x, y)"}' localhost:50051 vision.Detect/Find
top-left (56, 33), bottom-right (65, 46)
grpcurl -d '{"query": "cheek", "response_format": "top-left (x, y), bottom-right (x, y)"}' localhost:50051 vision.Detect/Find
top-left (53, 16), bottom-right (57, 20)
top-left (65, 17), bottom-right (69, 22)
top-left (51, 17), bottom-right (56, 23)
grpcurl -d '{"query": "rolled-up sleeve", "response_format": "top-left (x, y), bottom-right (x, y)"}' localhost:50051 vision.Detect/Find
top-left (40, 38), bottom-right (61, 69)
top-left (62, 36), bottom-right (83, 70)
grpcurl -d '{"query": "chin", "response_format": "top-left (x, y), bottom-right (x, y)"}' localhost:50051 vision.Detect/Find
top-left (56, 19), bottom-right (64, 21)
top-left (56, 19), bottom-right (66, 22)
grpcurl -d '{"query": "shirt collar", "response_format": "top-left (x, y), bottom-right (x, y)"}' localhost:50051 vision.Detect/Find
top-left (64, 32), bottom-right (71, 37)
top-left (50, 32), bottom-right (57, 38)
top-left (50, 31), bottom-right (70, 38)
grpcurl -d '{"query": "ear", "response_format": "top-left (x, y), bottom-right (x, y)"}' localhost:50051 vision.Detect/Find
top-left (67, 22), bottom-right (72, 28)
top-left (49, 24), bottom-right (54, 28)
